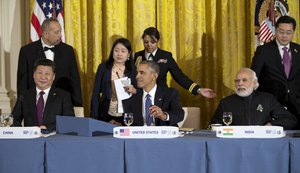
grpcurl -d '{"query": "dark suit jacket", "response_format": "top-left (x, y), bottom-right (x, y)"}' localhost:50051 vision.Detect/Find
top-left (251, 40), bottom-right (300, 127)
top-left (211, 91), bottom-right (297, 130)
top-left (134, 48), bottom-right (200, 94)
top-left (12, 87), bottom-right (75, 130)
top-left (17, 39), bottom-right (82, 106)
top-left (90, 62), bottom-right (137, 121)
top-left (122, 86), bottom-right (184, 126)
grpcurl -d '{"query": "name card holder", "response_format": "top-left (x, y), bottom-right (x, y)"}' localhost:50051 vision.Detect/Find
top-left (113, 126), bottom-right (179, 139)
top-left (216, 126), bottom-right (285, 138)
top-left (0, 127), bottom-right (41, 139)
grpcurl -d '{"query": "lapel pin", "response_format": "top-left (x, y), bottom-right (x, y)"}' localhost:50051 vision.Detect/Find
top-left (294, 49), bottom-right (298, 53)
top-left (256, 104), bottom-right (263, 112)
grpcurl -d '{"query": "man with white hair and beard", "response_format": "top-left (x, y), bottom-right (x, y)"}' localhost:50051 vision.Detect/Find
top-left (210, 68), bottom-right (297, 129)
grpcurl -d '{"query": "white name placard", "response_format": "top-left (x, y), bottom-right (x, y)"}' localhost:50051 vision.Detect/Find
top-left (216, 126), bottom-right (285, 138)
top-left (113, 126), bottom-right (179, 139)
top-left (0, 127), bottom-right (41, 139)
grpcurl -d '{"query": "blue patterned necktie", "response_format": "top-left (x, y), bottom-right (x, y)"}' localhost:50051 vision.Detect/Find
top-left (36, 91), bottom-right (45, 126)
top-left (282, 47), bottom-right (291, 78)
top-left (145, 94), bottom-right (153, 126)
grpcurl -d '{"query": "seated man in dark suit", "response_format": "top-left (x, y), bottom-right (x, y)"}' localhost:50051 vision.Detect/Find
top-left (12, 59), bottom-right (75, 130)
top-left (211, 68), bottom-right (297, 130)
top-left (123, 60), bottom-right (184, 126)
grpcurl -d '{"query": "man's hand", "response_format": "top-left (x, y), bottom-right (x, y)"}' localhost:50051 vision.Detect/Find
top-left (199, 88), bottom-right (216, 98)
top-left (149, 105), bottom-right (167, 121)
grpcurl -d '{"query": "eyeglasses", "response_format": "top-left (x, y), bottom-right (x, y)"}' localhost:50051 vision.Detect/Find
top-left (234, 78), bottom-right (252, 84)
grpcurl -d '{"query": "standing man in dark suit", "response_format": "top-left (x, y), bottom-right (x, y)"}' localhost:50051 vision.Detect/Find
top-left (17, 18), bottom-right (82, 106)
top-left (123, 61), bottom-right (184, 126)
top-left (134, 27), bottom-right (215, 98)
top-left (251, 15), bottom-right (300, 129)
top-left (13, 59), bottom-right (74, 131)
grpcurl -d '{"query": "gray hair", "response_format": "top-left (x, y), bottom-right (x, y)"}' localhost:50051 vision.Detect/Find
top-left (139, 60), bottom-right (160, 75)
top-left (41, 18), bottom-right (60, 32)
top-left (237, 68), bottom-right (259, 90)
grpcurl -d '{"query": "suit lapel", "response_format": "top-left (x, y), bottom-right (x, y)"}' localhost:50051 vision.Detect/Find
top-left (43, 88), bottom-right (57, 121)
top-left (154, 86), bottom-right (164, 108)
top-left (153, 48), bottom-right (163, 62)
top-left (53, 43), bottom-right (63, 63)
top-left (29, 89), bottom-right (38, 125)
top-left (289, 43), bottom-right (300, 79)
top-left (135, 90), bottom-right (144, 125)
top-left (36, 40), bottom-right (47, 60)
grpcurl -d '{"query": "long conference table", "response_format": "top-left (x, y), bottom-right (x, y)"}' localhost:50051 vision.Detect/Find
top-left (1, 130), bottom-right (300, 173)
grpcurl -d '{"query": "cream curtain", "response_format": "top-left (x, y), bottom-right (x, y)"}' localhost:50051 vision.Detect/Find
top-left (30, 0), bottom-right (300, 128)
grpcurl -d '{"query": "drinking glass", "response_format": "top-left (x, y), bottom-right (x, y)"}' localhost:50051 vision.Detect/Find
top-left (222, 112), bottom-right (232, 126)
top-left (123, 113), bottom-right (133, 126)
top-left (0, 114), bottom-right (13, 127)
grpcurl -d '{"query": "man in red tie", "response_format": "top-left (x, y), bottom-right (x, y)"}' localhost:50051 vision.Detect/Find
top-left (17, 18), bottom-right (82, 107)
top-left (251, 15), bottom-right (300, 129)
top-left (12, 59), bottom-right (74, 130)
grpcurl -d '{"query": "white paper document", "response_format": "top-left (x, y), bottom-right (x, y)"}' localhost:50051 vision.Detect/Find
top-left (114, 77), bottom-right (132, 113)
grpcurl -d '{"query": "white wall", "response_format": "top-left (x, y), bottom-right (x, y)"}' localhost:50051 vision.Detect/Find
top-left (0, 0), bottom-right (29, 113)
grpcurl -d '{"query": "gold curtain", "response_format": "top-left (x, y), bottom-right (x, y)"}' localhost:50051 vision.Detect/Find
top-left (30, 0), bottom-right (300, 128)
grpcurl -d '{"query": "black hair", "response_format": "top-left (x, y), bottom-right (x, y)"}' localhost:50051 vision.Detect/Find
top-left (106, 38), bottom-right (134, 73)
top-left (142, 27), bottom-right (160, 42)
top-left (33, 59), bottom-right (56, 73)
top-left (275, 15), bottom-right (296, 30)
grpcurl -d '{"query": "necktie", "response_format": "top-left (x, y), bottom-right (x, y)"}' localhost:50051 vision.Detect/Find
top-left (44, 46), bottom-right (55, 52)
top-left (36, 91), bottom-right (45, 126)
top-left (148, 54), bottom-right (154, 61)
top-left (145, 94), bottom-right (153, 126)
top-left (282, 47), bottom-right (291, 78)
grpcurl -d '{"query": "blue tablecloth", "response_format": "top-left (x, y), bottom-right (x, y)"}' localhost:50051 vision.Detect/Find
top-left (1, 130), bottom-right (300, 173)
top-left (0, 138), bottom-right (45, 173)
top-left (45, 134), bottom-right (125, 173)
top-left (290, 138), bottom-right (300, 173)
top-left (125, 136), bottom-right (207, 173)
top-left (206, 138), bottom-right (290, 173)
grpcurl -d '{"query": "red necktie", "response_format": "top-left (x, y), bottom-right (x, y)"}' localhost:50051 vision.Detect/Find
top-left (36, 91), bottom-right (45, 126)
top-left (282, 47), bottom-right (291, 78)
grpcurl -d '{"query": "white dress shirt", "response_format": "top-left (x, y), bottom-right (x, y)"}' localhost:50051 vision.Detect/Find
top-left (41, 38), bottom-right (55, 61)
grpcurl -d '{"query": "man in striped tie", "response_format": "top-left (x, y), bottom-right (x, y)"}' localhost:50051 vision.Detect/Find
top-left (123, 60), bottom-right (184, 126)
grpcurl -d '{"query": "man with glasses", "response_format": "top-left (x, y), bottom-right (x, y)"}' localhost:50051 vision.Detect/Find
top-left (210, 68), bottom-right (296, 130)
top-left (251, 15), bottom-right (300, 129)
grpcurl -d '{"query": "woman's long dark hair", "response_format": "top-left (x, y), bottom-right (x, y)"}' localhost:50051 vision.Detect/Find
top-left (106, 38), bottom-right (134, 73)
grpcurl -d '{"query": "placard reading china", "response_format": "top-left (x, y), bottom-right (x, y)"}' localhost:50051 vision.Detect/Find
top-left (113, 126), bottom-right (179, 138)
top-left (216, 126), bottom-right (285, 138)
top-left (0, 127), bottom-right (41, 139)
